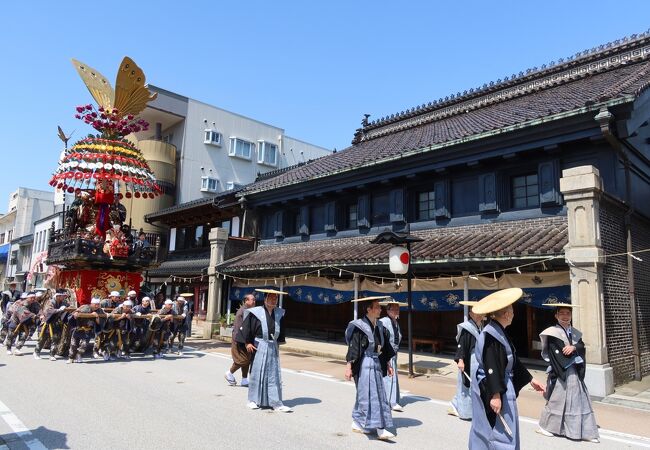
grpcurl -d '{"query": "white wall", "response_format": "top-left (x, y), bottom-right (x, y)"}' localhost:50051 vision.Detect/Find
top-left (10, 188), bottom-right (54, 239)
top-left (176, 98), bottom-right (330, 203)
top-left (4, 188), bottom-right (54, 281)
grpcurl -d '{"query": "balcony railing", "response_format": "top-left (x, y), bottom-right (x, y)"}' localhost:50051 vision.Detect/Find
top-left (47, 228), bottom-right (163, 270)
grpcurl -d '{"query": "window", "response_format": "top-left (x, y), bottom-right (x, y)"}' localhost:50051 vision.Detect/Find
top-left (417, 191), bottom-right (435, 221)
top-left (285, 209), bottom-right (300, 236)
top-left (203, 129), bottom-right (222, 146)
top-left (310, 205), bottom-right (326, 233)
top-left (512, 174), bottom-right (539, 208)
top-left (195, 226), bottom-right (205, 247)
top-left (0, 234), bottom-right (4, 245)
top-left (7, 230), bottom-right (12, 242)
top-left (229, 137), bottom-right (253, 160)
top-left (343, 203), bottom-right (357, 229)
top-left (226, 181), bottom-right (244, 191)
top-left (257, 141), bottom-right (278, 166)
top-left (452, 178), bottom-right (478, 215)
top-left (371, 192), bottom-right (390, 226)
top-left (174, 225), bottom-right (210, 250)
top-left (201, 176), bottom-right (218, 193)
top-left (262, 215), bottom-right (275, 239)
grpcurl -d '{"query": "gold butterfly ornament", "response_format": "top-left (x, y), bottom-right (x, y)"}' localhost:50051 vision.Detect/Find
top-left (71, 56), bottom-right (157, 117)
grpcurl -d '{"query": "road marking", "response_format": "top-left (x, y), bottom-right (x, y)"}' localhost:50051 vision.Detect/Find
top-left (399, 394), bottom-right (650, 447)
top-left (297, 370), bottom-right (333, 378)
top-left (0, 399), bottom-right (48, 450)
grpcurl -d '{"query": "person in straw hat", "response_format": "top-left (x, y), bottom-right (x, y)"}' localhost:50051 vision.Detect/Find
top-left (170, 296), bottom-right (191, 355)
top-left (378, 298), bottom-right (406, 412)
top-left (469, 288), bottom-right (546, 449)
top-left (449, 300), bottom-right (485, 420)
top-left (536, 302), bottom-right (599, 443)
top-left (345, 296), bottom-right (396, 440)
top-left (237, 288), bottom-right (292, 412)
top-left (225, 293), bottom-right (256, 387)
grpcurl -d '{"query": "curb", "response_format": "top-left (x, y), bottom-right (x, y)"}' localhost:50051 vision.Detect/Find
top-left (599, 395), bottom-right (650, 412)
top-left (211, 335), bottom-right (442, 375)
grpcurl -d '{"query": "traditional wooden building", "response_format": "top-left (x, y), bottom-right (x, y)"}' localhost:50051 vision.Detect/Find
top-left (144, 190), bottom-right (254, 316)
top-left (217, 33), bottom-right (650, 395)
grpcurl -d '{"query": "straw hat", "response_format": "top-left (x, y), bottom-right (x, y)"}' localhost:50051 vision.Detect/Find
top-left (542, 301), bottom-right (580, 308)
top-left (378, 299), bottom-right (408, 307)
top-left (351, 295), bottom-right (391, 303)
top-left (472, 288), bottom-right (523, 315)
top-left (254, 288), bottom-right (288, 295)
top-left (459, 300), bottom-right (479, 306)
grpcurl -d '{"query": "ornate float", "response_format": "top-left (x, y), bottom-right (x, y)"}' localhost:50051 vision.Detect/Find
top-left (46, 57), bottom-right (161, 303)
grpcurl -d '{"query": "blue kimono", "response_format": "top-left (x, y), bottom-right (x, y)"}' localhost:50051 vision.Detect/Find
top-left (379, 316), bottom-right (402, 408)
top-left (244, 306), bottom-right (285, 408)
top-left (452, 318), bottom-right (481, 419)
top-left (346, 316), bottom-right (395, 430)
top-left (469, 321), bottom-right (532, 449)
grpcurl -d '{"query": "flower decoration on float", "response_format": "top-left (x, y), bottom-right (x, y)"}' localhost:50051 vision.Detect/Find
top-left (49, 57), bottom-right (161, 200)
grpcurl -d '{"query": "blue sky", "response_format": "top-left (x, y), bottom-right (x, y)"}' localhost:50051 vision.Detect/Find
top-left (0, 1), bottom-right (648, 211)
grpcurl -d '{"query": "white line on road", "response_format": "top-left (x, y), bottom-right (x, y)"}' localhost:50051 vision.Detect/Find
top-left (400, 395), bottom-right (650, 448)
top-left (0, 399), bottom-right (48, 450)
top-left (298, 370), bottom-right (333, 378)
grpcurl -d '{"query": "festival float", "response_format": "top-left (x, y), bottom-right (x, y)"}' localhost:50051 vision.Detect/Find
top-left (46, 57), bottom-right (161, 304)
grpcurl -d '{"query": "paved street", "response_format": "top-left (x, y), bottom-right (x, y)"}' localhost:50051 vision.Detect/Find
top-left (1, 339), bottom-right (649, 450)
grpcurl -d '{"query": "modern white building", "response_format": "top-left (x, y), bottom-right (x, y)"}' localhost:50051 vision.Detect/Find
top-left (0, 211), bottom-right (15, 289)
top-left (135, 86), bottom-right (331, 205)
top-left (3, 188), bottom-right (54, 288)
top-left (136, 86), bottom-right (331, 310)
top-left (28, 212), bottom-right (64, 288)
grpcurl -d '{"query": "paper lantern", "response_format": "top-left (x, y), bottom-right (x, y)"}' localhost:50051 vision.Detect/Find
top-left (389, 246), bottom-right (410, 275)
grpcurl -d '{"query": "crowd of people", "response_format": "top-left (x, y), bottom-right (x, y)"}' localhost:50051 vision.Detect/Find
top-left (220, 287), bottom-right (600, 446)
top-left (1, 286), bottom-right (192, 363)
top-left (2, 282), bottom-right (601, 448)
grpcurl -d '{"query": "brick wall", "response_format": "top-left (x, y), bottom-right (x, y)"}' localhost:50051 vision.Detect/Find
top-left (599, 199), bottom-right (650, 383)
top-left (631, 215), bottom-right (650, 377)
top-left (599, 200), bottom-right (635, 383)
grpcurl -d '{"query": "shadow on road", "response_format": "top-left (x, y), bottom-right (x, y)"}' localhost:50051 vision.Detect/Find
top-left (283, 397), bottom-right (322, 408)
top-left (2, 426), bottom-right (69, 449)
top-left (393, 417), bottom-right (423, 429)
top-left (401, 395), bottom-right (431, 406)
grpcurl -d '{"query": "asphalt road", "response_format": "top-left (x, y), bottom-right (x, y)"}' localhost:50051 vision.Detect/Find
top-left (1, 341), bottom-right (649, 450)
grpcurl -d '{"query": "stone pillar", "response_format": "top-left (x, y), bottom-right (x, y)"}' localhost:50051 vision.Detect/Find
top-left (559, 165), bottom-right (614, 396)
top-left (204, 227), bottom-right (229, 338)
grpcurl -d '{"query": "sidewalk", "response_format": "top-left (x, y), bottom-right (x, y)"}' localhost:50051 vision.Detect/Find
top-left (209, 333), bottom-right (549, 381)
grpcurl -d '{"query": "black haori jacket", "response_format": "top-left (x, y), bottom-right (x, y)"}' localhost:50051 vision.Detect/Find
top-left (540, 324), bottom-right (586, 382)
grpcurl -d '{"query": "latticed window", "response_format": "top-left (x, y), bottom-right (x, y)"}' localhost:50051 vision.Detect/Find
top-left (417, 191), bottom-right (435, 220)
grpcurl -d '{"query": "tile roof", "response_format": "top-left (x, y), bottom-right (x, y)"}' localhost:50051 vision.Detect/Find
top-left (144, 189), bottom-right (240, 222)
top-left (147, 256), bottom-right (210, 277)
top-left (242, 34), bottom-right (650, 195)
top-left (218, 216), bottom-right (568, 274)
